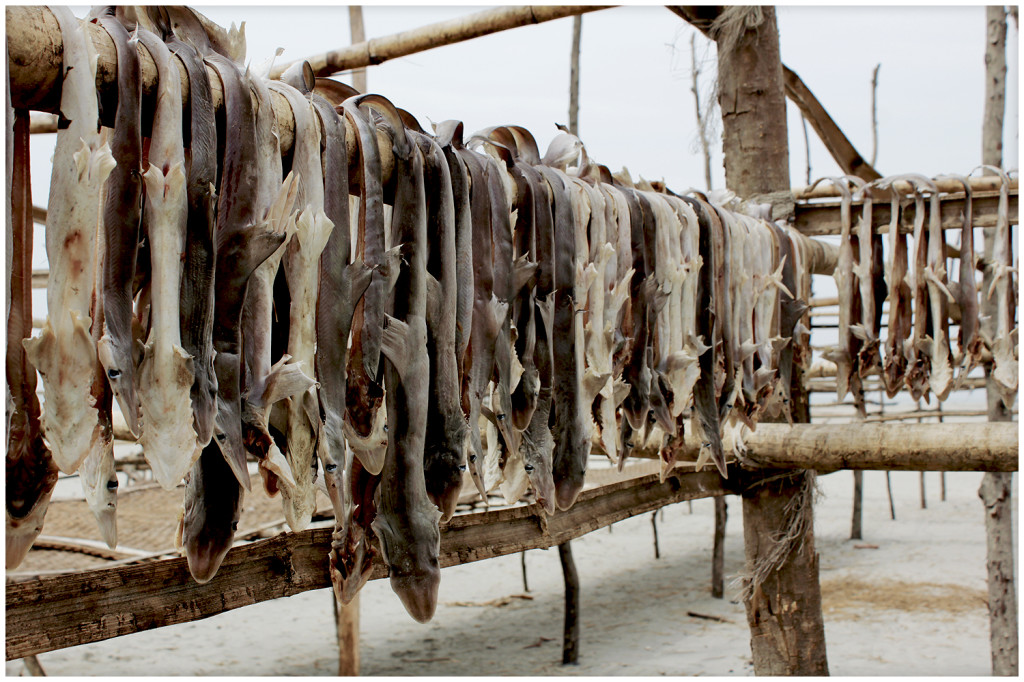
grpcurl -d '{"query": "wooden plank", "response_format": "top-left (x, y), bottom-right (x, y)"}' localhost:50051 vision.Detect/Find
top-left (5, 471), bottom-right (729, 660)
top-left (794, 188), bottom-right (1018, 236)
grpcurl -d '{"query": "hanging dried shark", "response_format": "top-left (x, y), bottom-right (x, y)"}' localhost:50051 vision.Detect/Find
top-left (240, 69), bottom-right (304, 499)
top-left (7, 110), bottom-right (60, 568)
top-left (355, 94), bottom-right (441, 623)
top-left (267, 78), bottom-right (334, 531)
top-left (23, 6), bottom-right (116, 474)
top-left (134, 28), bottom-right (199, 489)
top-left (94, 15), bottom-right (144, 438)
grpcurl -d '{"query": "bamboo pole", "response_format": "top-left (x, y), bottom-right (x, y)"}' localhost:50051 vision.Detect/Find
top-left (270, 6), bottom-right (611, 79)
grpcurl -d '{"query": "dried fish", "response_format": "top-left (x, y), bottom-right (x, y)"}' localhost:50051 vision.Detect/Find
top-left (95, 15), bottom-right (144, 438)
top-left (134, 28), bottom-right (199, 488)
top-left (7, 110), bottom-right (59, 567)
top-left (267, 79), bottom-right (334, 530)
top-left (23, 7), bottom-right (116, 474)
top-left (356, 94), bottom-right (440, 623)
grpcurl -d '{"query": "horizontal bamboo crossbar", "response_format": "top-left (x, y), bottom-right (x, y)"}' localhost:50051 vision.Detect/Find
top-left (269, 5), bottom-right (612, 79)
top-left (4, 470), bottom-right (729, 660)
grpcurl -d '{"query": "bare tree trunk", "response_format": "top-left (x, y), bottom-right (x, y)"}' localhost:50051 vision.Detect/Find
top-left (870, 64), bottom-right (880, 167)
top-left (690, 33), bottom-right (713, 190)
top-left (349, 6), bottom-right (367, 93)
top-left (712, 497), bottom-right (727, 598)
top-left (980, 8), bottom-right (1018, 676)
top-left (716, 8), bottom-right (790, 202)
top-left (983, 6), bottom-right (1007, 169)
top-left (568, 15), bottom-right (582, 135)
top-left (705, 6), bottom-right (828, 674)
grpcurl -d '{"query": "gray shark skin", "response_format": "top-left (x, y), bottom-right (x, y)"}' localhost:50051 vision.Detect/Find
top-left (354, 95), bottom-right (440, 623)
top-left (7, 111), bottom-right (60, 568)
top-left (95, 16), bottom-right (144, 438)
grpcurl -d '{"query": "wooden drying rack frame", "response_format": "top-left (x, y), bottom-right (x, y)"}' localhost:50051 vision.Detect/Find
top-left (5, 2), bottom-right (1019, 667)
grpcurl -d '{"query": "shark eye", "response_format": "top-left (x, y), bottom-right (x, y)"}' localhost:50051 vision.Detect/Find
top-left (106, 478), bottom-right (119, 490)
top-left (107, 368), bottom-right (121, 379)
top-left (524, 463), bottom-right (535, 473)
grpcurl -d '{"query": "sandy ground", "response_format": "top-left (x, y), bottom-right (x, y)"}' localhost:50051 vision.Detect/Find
top-left (6, 468), bottom-right (1016, 676)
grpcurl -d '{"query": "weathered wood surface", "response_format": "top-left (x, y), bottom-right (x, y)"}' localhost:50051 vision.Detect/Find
top-left (736, 422), bottom-right (1017, 473)
top-left (632, 423), bottom-right (1018, 472)
top-left (782, 64), bottom-right (881, 182)
top-left (794, 188), bottom-right (1019, 236)
top-left (5, 471), bottom-right (729, 660)
top-left (271, 6), bottom-right (610, 78)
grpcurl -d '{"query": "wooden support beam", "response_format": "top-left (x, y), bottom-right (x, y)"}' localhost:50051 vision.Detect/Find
top-left (782, 65), bottom-right (881, 182)
top-left (269, 6), bottom-right (611, 79)
top-left (794, 188), bottom-right (1018, 236)
top-left (5, 470), bottom-right (730, 660)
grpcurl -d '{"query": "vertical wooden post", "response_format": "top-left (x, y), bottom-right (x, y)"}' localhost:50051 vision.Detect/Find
top-left (651, 511), bottom-right (661, 559)
top-left (709, 6), bottom-right (828, 674)
top-left (568, 15), bottom-right (582, 135)
top-left (336, 593), bottom-right (361, 676)
top-left (348, 6), bottom-right (367, 93)
top-left (712, 496), bottom-right (727, 598)
top-left (850, 471), bottom-right (863, 540)
top-left (558, 541), bottom-right (580, 665)
top-left (980, 7), bottom-right (1018, 676)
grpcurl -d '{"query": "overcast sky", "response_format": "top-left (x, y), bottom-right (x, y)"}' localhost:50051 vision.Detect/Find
top-left (193, 4), bottom-right (1019, 191)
